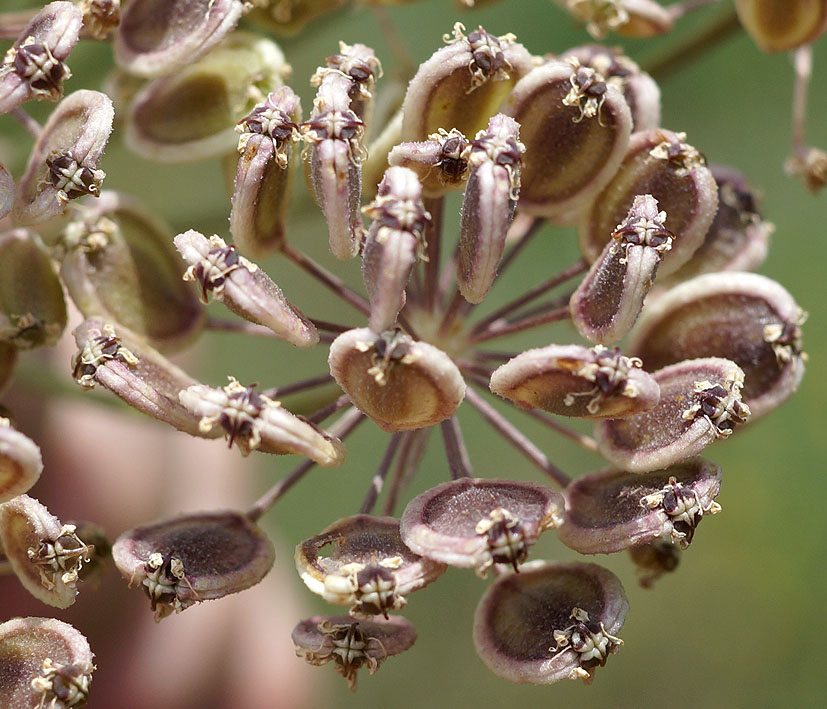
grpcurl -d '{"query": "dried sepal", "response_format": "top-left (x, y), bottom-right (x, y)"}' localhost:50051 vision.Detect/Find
top-left (124, 32), bottom-right (288, 163)
top-left (0, 229), bottom-right (67, 349)
top-left (295, 515), bottom-right (446, 618)
top-left (114, 0), bottom-right (245, 76)
top-left (667, 165), bottom-right (772, 281)
top-left (502, 59), bottom-right (632, 222)
top-left (174, 230), bottom-right (318, 347)
top-left (400, 478), bottom-right (564, 576)
top-left (71, 318), bottom-right (211, 437)
top-left (628, 272), bottom-right (806, 418)
top-left (361, 167), bottom-right (430, 332)
top-left (595, 358), bottom-right (750, 473)
top-left (13, 90), bottom-right (113, 225)
top-left (735, 0), bottom-right (827, 52)
top-left (76, 0), bottom-right (121, 40)
top-left (388, 127), bottom-right (471, 197)
top-left (292, 615), bottom-right (416, 691)
top-left (0, 417), bottom-right (43, 504)
top-left (401, 23), bottom-right (533, 142)
top-left (302, 70), bottom-right (366, 259)
top-left (0, 1), bottom-right (83, 114)
top-left (560, 45), bottom-right (661, 131)
top-left (231, 86), bottom-right (302, 257)
top-left (112, 510), bottom-right (275, 621)
top-left (58, 191), bottom-right (205, 352)
top-left (557, 0), bottom-right (673, 39)
top-left (785, 146), bottom-right (827, 193)
top-left (473, 561), bottom-right (628, 684)
top-left (457, 114), bottom-right (524, 304)
top-left (312, 42), bottom-right (382, 127)
top-left (328, 328), bottom-right (466, 432)
top-left (178, 377), bottom-right (345, 465)
top-left (0, 617), bottom-right (94, 708)
top-left (558, 458), bottom-right (722, 554)
top-left (0, 494), bottom-right (91, 608)
top-left (570, 194), bottom-right (673, 344)
top-left (579, 129), bottom-right (718, 277)
top-left (490, 344), bottom-right (659, 420)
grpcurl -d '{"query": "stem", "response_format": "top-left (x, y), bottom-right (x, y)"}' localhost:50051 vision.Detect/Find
top-left (520, 408), bottom-right (600, 454)
top-left (310, 318), bottom-right (350, 334)
top-left (496, 214), bottom-right (544, 277)
top-left (791, 45), bottom-right (812, 155)
top-left (440, 416), bottom-right (473, 479)
top-left (282, 244), bottom-right (371, 317)
top-left (370, 5), bottom-right (414, 77)
top-left (359, 433), bottom-right (404, 514)
top-left (471, 304), bottom-right (571, 344)
top-left (382, 428), bottom-right (431, 516)
top-left (246, 407), bottom-right (365, 521)
top-left (261, 373), bottom-right (333, 399)
top-left (667, 0), bottom-right (722, 21)
top-left (0, 9), bottom-right (35, 38)
top-left (308, 394), bottom-right (352, 424)
top-left (645, 7), bottom-right (741, 80)
top-left (471, 258), bottom-right (587, 335)
top-left (12, 107), bottom-right (41, 138)
top-left (423, 196), bottom-right (444, 312)
top-left (464, 384), bottom-right (571, 489)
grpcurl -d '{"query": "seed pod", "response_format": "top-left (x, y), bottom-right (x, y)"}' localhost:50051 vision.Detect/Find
top-left (245, 0), bottom-right (347, 37)
top-left (175, 230), bottom-right (318, 347)
top-left (178, 377), bottom-right (345, 465)
top-left (361, 167), bottom-right (430, 332)
top-left (0, 617), bottom-right (94, 708)
top-left (666, 165), bottom-right (772, 281)
top-left (559, 45), bottom-right (660, 131)
top-left (124, 32), bottom-right (288, 163)
top-left (312, 42), bottom-right (382, 128)
top-left (71, 318), bottom-right (211, 436)
top-left (0, 229), bottom-right (67, 349)
top-left (491, 344), bottom-right (659, 419)
top-left (457, 114), bottom-right (524, 303)
top-left (302, 70), bottom-right (366, 260)
top-left (0, 1), bottom-right (83, 114)
top-left (556, 0), bottom-right (673, 39)
top-left (58, 191), bottom-right (204, 352)
top-left (400, 478), bottom-right (564, 577)
top-left (231, 86), bottom-right (302, 258)
top-left (570, 194), bottom-right (673, 344)
top-left (0, 494), bottom-right (93, 608)
top-left (502, 59), bottom-right (632, 222)
top-left (295, 514), bottom-right (446, 618)
top-left (401, 23), bottom-right (533, 143)
top-left (595, 357), bottom-right (750, 472)
top-left (735, 0), bottom-right (827, 51)
top-left (13, 89), bottom-right (113, 225)
top-left (388, 127), bottom-right (471, 197)
top-left (579, 129), bottom-right (718, 277)
top-left (328, 328), bottom-right (466, 432)
top-left (0, 162), bottom-right (12, 220)
top-left (114, 0), bottom-right (245, 76)
top-left (0, 417), bottom-right (43, 504)
top-left (112, 510), bottom-right (275, 621)
top-left (293, 615), bottom-right (417, 691)
top-left (473, 561), bottom-right (628, 684)
top-left (628, 272), bottom-right (806, 418)
top-left (558, 458), bottom-right (722, 554)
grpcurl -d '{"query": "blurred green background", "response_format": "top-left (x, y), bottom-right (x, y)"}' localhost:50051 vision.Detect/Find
top-left (2, 1), bottom-right (826, 707)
